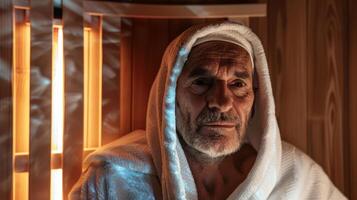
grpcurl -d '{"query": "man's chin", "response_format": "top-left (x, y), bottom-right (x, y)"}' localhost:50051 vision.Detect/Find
top-left (191, 136), bottom-right (241, 159)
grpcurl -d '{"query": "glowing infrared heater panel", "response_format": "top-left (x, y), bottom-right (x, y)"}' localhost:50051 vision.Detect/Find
top-left (12, 21), bottom-right (65, 200)
top-left (51, 25), bottom-right (64, 200)
top-left (83, 18), bottom-right (102, 150)
top-left (13, 8), bottom-right (30, 200)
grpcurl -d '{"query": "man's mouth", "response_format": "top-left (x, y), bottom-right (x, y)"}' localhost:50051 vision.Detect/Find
top-left (202, 122), bottom-right (236, 128)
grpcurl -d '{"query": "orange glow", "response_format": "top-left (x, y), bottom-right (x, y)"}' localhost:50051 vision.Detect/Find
top-left (12, 14), bottom-right (103, 199)
top-left (51, 25), bottom-right (64, 200)
top-left (14, 172), bottom-right (29, 200)
top-left (13, 9), bottom-right (30, 200)
top-left (84, 23), bottom-right (102, 150)
top-left (13, 18), bottom-right (30, 154)
top-left (52, 25), bottom-right (64, 153)
top-left (51, 169), bottom-right (63, 200)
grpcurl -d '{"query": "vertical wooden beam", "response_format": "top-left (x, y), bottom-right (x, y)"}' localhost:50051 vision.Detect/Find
top-left (131, 19), bottom-right (169, 130)
top-left (83, 15), bottom-right (102, 148)
top-left (120, 18), bottom-right (133, 134)
top-left (13, 8), bottom-right (30, 200)
top-left (62, 0), bottom-right (84, 199)
top-left (102, 16), bottom-right (121, 145)
top-left (131, 18), bottom-right (149, 130)
top-left (249, 0), bottom-right (267, 57)
top-left (307, 0), bottom-right (347, 193)
top-left (29, 1), bottom-right (53, 200)
top-left (348, 0), bottom-right (357, 198)
top-left (268, 0), bottom-right (308, 152)
top-left (0, 1), bottom-right (13, 199)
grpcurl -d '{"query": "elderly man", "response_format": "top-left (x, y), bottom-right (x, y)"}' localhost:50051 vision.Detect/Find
top-left (70, 22), bottom-right (345, 199)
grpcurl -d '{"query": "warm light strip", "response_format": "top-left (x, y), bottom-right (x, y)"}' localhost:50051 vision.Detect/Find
top-left (51, 169), bottom-right (63, 200)
top-left (84, 22), bottom-right (102, 150)
top-left (51, 25), bottom-right (64, 153)
top-left (13, 9), bottom-right (30, 200)
top-left (51, 25), bottom-right (64, 200)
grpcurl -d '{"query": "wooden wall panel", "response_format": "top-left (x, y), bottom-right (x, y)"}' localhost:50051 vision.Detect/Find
top-left (102, 16), bottom-right (121, 145)
top-left (119, 19), bottom-right (133, 134)
top-left (29, 1), bottom-right (53, 199)
top-left (348, 0), bottom-right (357, 198)
top-left (268, 0), bottom-right (308, 152)
top-left (131, 19), bottom-right (169, 130)
top-left (62, 0), bottom-right (84, 199)
top-left (307, 0), bottom-right (347, 193)
top-left (0, 1), bottom-right (13, 199)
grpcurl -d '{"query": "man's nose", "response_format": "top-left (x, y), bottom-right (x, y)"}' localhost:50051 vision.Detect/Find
top-left (206, 81), bottom-right (233, 113)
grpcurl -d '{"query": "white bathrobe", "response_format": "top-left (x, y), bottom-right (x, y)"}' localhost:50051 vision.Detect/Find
top-left (69, 22), bottom-right (346, 200)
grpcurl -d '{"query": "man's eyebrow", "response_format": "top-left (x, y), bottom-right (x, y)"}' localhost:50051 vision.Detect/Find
top-left (187, 67), bottom-right (251, 79)
top-left (234, 71), bottom-right (250, 79)
top-left (187, 67), bottom-right (211, 78)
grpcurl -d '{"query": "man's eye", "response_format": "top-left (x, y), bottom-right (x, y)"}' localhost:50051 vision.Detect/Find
top-left (231, 80), bottom-right (246, 88)
top-left (190, 78), bottom-right (211, 94)
top-left (192, 78), bottom-right (211, 86)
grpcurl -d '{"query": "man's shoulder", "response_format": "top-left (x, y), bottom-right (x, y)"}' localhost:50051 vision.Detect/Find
top-left (69, 130), bottom-right (161, 200)
top-left (272, 141), bottom-right (346, 199)
top-left (84, 130), bottom-right (156, 175)
top-left (69, 159), bottom-right (161, 200)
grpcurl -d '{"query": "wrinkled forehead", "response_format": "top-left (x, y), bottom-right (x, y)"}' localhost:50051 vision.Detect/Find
top-left (182, 41), bottom-right (253, 76)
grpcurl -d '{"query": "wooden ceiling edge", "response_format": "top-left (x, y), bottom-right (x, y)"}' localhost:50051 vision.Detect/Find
top-left (12, 0), bottom-right (266, 19)
top-left (84, 2), bottom-right (266, 18)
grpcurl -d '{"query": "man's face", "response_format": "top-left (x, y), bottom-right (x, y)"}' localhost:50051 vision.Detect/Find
top-left (176, 41), bottom-right (254, 158)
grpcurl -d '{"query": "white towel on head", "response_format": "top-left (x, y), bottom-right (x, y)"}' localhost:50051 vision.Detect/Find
top-left (193, 31), bottom-right (255, 69)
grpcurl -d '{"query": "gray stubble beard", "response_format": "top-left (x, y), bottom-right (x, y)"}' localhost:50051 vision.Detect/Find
top-left (176, 103), bottom-right (248, 159)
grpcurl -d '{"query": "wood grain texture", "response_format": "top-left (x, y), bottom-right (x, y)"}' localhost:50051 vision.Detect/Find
top-left (29, 1), bottom-right (53, 199)
top-left (267, 0), bottom-right (308, 152)
top-left (131, 18), bottom-right (169, 130)
top-left (13, 9), bottom-right (30, 154)
top-left (131, 18), bottom-right (149, 130)
top-left (62, 0), bottom-right (84, 199)
top-left (348, 0), bottom-right (357, 198)
top-left (83, 16), bottom-right (102, 148)
top-left (84, 1), bottom-right (266, 19)
top-left (102, 16), bottom-right (121, 145)
top-left (307, 0), bottom-right (347, 193)
top-left (120, 18), bottom-right (133, 134)
top-left (0, 1), bottom-right (13, 199)
top-left (249, 16), bottom-right (267, 58)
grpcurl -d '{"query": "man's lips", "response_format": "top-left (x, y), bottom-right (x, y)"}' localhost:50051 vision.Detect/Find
top-left (202, 122), bottom-right (236, 128)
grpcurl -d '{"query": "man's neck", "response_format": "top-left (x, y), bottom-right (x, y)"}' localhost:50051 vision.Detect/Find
top-left (183, 144), bottom-right (257, 200)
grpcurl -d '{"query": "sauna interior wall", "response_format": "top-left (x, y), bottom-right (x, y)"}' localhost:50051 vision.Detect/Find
top-left (0, 0), bottom-right (355, 199)
top-left (119, 0), bottom-right (355, 198)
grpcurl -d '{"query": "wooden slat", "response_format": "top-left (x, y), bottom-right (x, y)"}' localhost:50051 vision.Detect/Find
top-left (348, 0), bottom-right (357, 198)
top-left (306, 0), bottom-right (347, 193)
top-left (249, 0), bottom-right (267, 56)
top-left (249, 16), bottom-right (267, 58)
top-left (84, 1), bottom-right (266, 18)
top-left (267, 0), bottom-right (308, 152)
top-left (119, 18), bottom-right (133, 134)
top-left (13, 0), bottom-right (29, 9)
top-left (84, 16), bottom-right (102, 148)
top-left (131, 18), bottom-right (151, 130)
top-left (132, 19), bottom-right (168, 129)
top-left (62, 0), bottom-right (84, 199)
top-left (29, 1), bottom-right (53, 200)
top-left (101, 16), bottom-right (121, 145)
top-left (0, 1), bottom-right (13, 199)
